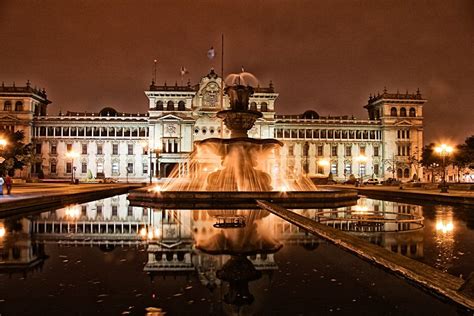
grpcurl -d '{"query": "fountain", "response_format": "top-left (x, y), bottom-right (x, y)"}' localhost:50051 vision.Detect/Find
top-left (128, 71), bottom-right (358, 209)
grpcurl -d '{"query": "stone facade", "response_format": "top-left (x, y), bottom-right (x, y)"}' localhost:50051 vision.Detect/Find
top-left (0, 71), bottom-right (426, 182)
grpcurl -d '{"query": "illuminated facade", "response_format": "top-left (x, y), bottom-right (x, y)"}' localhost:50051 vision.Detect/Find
top-left (0, 71), bottom-right (426, 181)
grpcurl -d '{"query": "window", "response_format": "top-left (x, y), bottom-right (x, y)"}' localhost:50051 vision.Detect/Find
top-left (331, 163), bottom-right (337, 175)
top-left (82, 144), bottom-right (87, 155)
top-left (112, 205), bottom-right (118, 217)
top-left (156, 100), bottom-right (164, 110)
top-left (360, 164), bottom-right (366, 177)
top-left (250, 102), bottom-right (257, 111)
top-left (97, 144), bottom-right (103, 155)
top-left (81, 162), bottom-right (87, 174)
top-left (127, 206), bottom-right (133, 217)
top-left (409, 108), bottom-right (416, 117)
top-left (143, 163), bottom-right (148, 174)
top-left (128, 144), bottom-right (133, 155)
top-left (50, 162), bottom-right (57, 173)
top-left (4, 101), bottom-right (12, 111)
top-left (360, 146), bottom-right (366, 156)
top-left (400, 107), bottom-right (407, 117)
top-left (331, 146), bottom-right (337, 157)
top-left (345, 145), bottom-right (351, 157)
top-left (51, 144), bottom-right (57, 154)
top-left (390, 107), bottom-right (397, 116)
top-left (166, 101), bottom-right (174, 111)
top-left (112, 144), bottom-right (118, 155)
top-left (97, 162), bottom-right (104, 174)
top-left (345, 163), bottom-right (352, 175)
top-left (303, 143), bottom-right (309, 156)
top-left (260, 102), bottom-right (268, 112)
top-left (35, 143), bottom-right (42, 154)
top-left (66, 143), bottom-right (72, 152)
top-left (127, 162), bottom-right (133, 174)
top-left (288, 145), bottom-right (294, 156)
top-left (374, 146), bottom-right (379, 157)
top-left (317, 145), bottom-right (323, 156)
top-left (66, 162), bottom-right (72, 173)
top-left (15, 101), bottom-right (23, 111)
top-left (372, 163), bottom-right (380, 176)
top-left (112, 162), bottom-right (119, 174)
top-left (178, 101), bottom-right (186, 111)
top-left (97, 205), bottom-right (102, 215)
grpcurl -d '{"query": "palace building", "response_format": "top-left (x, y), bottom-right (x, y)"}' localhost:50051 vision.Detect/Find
top-left (0, 70), bottom-right (426, 182)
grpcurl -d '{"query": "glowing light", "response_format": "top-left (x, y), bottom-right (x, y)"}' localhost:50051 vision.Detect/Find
top-left (436, 220), bottom-right (454, 233)
top-left (318, 159), bottom-right (329, 166)
top-left (152, 185), bottom-right (162, 193)
top-left (0, 138), bottom-right (7, 147)
top-left (356, 155), bottom-right (367, 162)
top-left (435, 144), bottom-right (453, 154)
top-left (65, 205), bottom-right (80, 219)
top-left (139, 227), bottom-right (147, 237)
top-left (65, 150), bottom-right (79, 158)
top-left (0, 226), bottom-right (5, 238)
top-left (280, 185), bottom-right (288, 192)
top-left (147, 230), bottom-right (154, 240)
top-left (154, 227), bottom-right (160, 237)
top-left (352, 205), bottom-right (369, 214)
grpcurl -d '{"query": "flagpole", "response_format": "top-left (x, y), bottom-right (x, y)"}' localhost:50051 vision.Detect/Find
top-left (220, 33), bottom-right (224, 137)
top-left (153, 59), bottom-right (157, 84)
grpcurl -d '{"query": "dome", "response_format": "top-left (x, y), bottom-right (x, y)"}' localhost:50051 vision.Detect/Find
top-left (301, 110), bottom-right (319, 119)
top-left (99, 107), bottom-right (118, 116)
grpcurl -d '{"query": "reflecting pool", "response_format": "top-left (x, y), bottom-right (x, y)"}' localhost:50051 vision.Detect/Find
top-left (0, 194), bottom-right (471, 315)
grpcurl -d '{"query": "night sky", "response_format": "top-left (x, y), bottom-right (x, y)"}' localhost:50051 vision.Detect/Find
top-left (1, 0), bottom-right (473, 143)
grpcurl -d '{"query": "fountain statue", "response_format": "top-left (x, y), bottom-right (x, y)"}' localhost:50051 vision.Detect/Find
top-left (196, 81), bottom-right (283, 191)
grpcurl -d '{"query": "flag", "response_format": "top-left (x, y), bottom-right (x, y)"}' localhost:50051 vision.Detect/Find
top-left (207, 46), bottom-right (215, 60)
top-left (180, 66), bottom-right (189, 76)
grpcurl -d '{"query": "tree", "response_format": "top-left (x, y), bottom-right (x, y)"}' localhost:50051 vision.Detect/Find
top-left (420, 143), bottom-right (443, 182)
top-left (453, 135), bottom-right (474, 181)
top-left (0, 130), bottom-right (33, 176)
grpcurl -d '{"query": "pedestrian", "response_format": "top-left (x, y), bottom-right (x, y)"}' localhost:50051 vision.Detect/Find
top-left (5, 174), bottom-right (12, 194)
top-left (0, 176), bottom-right (4, 195)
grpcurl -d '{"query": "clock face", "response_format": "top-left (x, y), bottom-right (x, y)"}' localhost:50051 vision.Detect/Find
top-left (203, 82), bottom-right (220, 108)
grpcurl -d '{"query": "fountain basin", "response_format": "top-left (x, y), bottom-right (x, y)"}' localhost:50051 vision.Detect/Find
top-left (127, 188), bottom-right (358, 209)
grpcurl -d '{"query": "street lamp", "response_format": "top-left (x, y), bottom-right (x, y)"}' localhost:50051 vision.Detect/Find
top-left (66, 150), bottom-right (79, 184)
top-left (356, 155), bottom-right (367, 186)
top-left (435, 144), bottom-right (453, 193)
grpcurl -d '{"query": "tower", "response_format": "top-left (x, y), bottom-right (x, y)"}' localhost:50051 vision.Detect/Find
top-left (365, 89), bottom-right (426, 181)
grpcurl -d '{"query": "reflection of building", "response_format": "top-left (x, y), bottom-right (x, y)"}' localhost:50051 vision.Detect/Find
top-left (0, 218), bottom-right (48, 276)
top-left (0, 71), bottom-right (425, 181)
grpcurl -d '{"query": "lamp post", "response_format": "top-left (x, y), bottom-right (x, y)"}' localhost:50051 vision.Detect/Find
top-left (66, 150), bottom-right (79, 184)
top-left (356, 155), bottom-right (367, 186)
top-left (435, 144), bottom-right (453, 193)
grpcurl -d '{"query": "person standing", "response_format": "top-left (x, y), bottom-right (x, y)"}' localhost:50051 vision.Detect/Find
top-left (0, 176), bottom-right (4, 195)
top-left (5, 174), bottom-right (12, 195)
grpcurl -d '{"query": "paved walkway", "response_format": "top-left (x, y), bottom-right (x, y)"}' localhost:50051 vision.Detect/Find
top-left (324, 184), bottom-right (474, 205)
top-left (0, 183), bottom-right (143, 216)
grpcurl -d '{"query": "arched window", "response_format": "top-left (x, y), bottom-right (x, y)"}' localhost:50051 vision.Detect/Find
top-left (156, 101), bottom-right (163, 110)
top-left (177, 101), bottom-right (185, 111)
top-left (375, 109), bottom-right (380, 119)
top-left (409, 107), bottom-right (416, 117)
top-left (390, 107), bottom-right (397, 117)
top-left (15, 101), bottom-right (23, 111)
top-left (404, 168), bottom-right (410, 178)
top-left (400, 107), bottom-right (407, 117)
top-left (4, 101), bottom-right (12, 111)
top-left (397, 168), bottom-right (403, 179)
top-left (260, 102), bottom-right (268, 112)
top-left (166, 101), bottom-right (174, 111)
top-left (250, 102), bottom-right (257, 111)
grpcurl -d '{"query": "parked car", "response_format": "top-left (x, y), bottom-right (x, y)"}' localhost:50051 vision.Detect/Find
top-left (382, 178), bottom-right (401, 185)
top-left (363, 178), bottom-right (379, 185)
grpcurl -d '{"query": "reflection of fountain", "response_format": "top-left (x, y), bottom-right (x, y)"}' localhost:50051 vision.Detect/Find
top-left (216, 255), bottom-right (262, 307)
